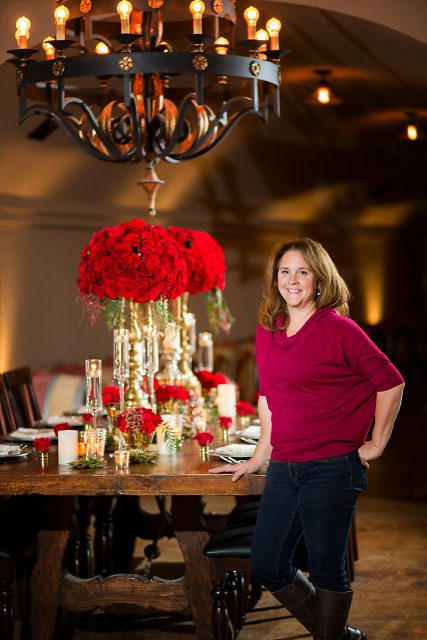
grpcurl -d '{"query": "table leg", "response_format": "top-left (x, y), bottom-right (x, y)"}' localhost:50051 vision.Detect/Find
top-left (172, 496), bottom-right (214, 640)
top-left (30, 497), bottom-right (74, 640)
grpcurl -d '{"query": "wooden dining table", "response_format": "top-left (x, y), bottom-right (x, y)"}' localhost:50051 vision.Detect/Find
top-left (0, 435), bottom-right (265, 640)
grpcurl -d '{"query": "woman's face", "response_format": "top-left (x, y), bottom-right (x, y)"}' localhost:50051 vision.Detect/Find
top-left (277, 250), bottom-right (318, 310)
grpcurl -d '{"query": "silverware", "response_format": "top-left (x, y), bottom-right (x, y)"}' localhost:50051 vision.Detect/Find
top-left (240, 437), bottom-right (258, 445)
top-left (218, 455), bottom-right (240, 464)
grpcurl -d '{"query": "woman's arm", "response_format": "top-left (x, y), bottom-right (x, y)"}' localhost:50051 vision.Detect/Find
top-left (208, 395), bottom-right (273, 481)
top-left (358, 382), bottom-right (405, 467)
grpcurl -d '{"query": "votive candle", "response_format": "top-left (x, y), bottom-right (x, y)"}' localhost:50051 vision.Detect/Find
top-left (114, 449), bottom-right (130, 469)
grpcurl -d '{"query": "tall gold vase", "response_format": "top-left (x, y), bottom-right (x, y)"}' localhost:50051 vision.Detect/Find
top-left (124, 299), bottom-right (147, 407)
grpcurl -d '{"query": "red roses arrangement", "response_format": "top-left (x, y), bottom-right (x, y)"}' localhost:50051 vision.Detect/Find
top-left (155, 385), bottom-right (190, 403)
top-left (168, 226), bottom-right (226, 294)
top-left (116, 407), bottom-right (162, 436)
top-left (236, 401), bottom-right (255, 416)
top-left (102, 385), bottom-right (121, 405)
top-left (169, 226), bottom-right (233, 333)
top-left (77, 220), bottom-right (187, 323)
top-left (195, 370), bottom-right (227, 391)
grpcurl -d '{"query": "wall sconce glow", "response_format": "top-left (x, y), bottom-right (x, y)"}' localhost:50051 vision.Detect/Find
top-left (54, 5), bottom-right (70, 40)
top-left (406, 123), bottom-right (418, 141)
top-left (244, 6), bottom-right (259, 39)
top-left (316, 86), bottom-right (331, 104)
top-left (15, 16), bottom-right (31, 48)
top-left (189, 0), bottom-right (205, 34)
top-left (116, 0), bottom-right (133, 34)
top-left (306, 69), bottom-right (342, 106)
top-left (266, 17), bottom-right (281, 49)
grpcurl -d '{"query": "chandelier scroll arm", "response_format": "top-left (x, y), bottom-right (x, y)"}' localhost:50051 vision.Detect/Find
top-left (154, 92), bottom-right (200, 159)
top-left (166, 97), bottom-right (262, 161)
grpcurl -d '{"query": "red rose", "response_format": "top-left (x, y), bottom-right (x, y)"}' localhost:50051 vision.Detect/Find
top-left (193, 432), bottom-right (214, 447)
top-left (53, 423), bottom-right (71, 437)
top-left (195, 370), bottom-right (216, 390)
top-left (81, 413), bottom-right (93, 425)
top-left (155, 386), bottom-right (173, 403)
top-left (212, 372), bottom-right (227, 386)
top-left (219, 416), bottom-right (233, 430)
top-left (236, 401), bottom-right (255, 416)
top-left (170, 386), bottom-right (190, 401)
top-left (102, 385), bottom-right (121, 405)
top-left (33, 438), bottom-right (52, 453)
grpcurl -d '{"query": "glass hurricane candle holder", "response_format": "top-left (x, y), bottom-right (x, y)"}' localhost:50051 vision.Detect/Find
top-left (113, 328), bottom-right (130, 412)
top-left (197, 332), bottom-right (213, 372)
top-left (85, 358), bottom-right (103, 428)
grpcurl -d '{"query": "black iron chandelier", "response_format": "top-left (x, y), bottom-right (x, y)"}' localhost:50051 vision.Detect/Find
top-left (8, 1), bottom-right (286, 215)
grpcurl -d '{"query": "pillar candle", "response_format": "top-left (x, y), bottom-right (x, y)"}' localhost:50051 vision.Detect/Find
top-left (58, 430), bottom-right (78, 465)
top-left (217, 383), bottom-right (236, 418)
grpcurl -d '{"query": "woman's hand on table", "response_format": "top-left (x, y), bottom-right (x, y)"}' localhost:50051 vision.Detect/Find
top-left (208, 457), bottom-right (262, 482)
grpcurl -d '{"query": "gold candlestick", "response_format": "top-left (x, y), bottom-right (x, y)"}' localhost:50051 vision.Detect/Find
top-left (178, 293), bottom-right (202, 396)
top-left (124, 299), bottom-right (146, 407)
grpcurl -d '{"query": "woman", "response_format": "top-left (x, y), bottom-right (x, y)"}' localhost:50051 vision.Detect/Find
top-left (209, 238), bottom-right (404, 640)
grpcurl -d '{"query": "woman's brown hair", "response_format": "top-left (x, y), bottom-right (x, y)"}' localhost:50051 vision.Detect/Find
top-left (259, 237), bottom-right (351, 330)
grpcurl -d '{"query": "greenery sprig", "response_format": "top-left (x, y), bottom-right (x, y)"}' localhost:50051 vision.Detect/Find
top-left (205, 286), bottom-right (235, 334)
top-left (129, 450), bottom-right (157, 464)
top-left (69, 457), bottom-right (106, 469)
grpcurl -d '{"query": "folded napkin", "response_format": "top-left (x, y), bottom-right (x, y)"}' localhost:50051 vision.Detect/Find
top-left (9, 428), bottom-right (57, 441)
top-left (0, 444), bottom-right (23, 456)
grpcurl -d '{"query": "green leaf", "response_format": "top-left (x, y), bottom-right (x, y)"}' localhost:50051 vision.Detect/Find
top-left (129, 450), bottom-right (157, 464)
top-left (69, 457), bottom-right (106, 469)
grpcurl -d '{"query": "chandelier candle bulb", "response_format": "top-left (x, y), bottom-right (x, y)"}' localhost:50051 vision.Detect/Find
top-left (117, 0), bottom-right (133, 34)
top-left (214, 37), bottom-right (229, 55)
top-left (266, 17), bottom-right (281, 50)
top-left (42, 37), bottom-right (55, 59)
top-left (95, 42), bottom-right (110, 54)
top-left (244, 6), bottom-right (259, 40)
top-left (15, 17), bottom-right (31, 49)
top-left (189, 0), bottom-right (205, 35)
top-left (217, 383), bottom-right (236, 418)
top-left (255, 28), bottom-right (269, 59)
top-left (54, 5), bottom-right (70, 40)
top-left (58, 430), bottom-right (78, 465)
top-left (198, 332), bottom-right (213, 372)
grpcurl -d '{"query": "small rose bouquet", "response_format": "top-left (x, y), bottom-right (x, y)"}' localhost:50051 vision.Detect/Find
top-left (116, 407), bottom-right (162, 436)
top-left (33, 437), bottom-right (52, 453)
top-left (219, 416), bottom-right (233, 430)
top-left (53, 423), bottom-right (71, 437)
top-left (236, 401), bottom-right (255, 416)
top-left (193, 432), bottom-right (214, 448)
top-left (155, 384), bottom-right (190, 404)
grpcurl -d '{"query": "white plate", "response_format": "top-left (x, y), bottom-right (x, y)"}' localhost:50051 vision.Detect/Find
top-left (238, 425), bottom-right (261, 440)
top-left (0, 444), bottom-right (31, 460)
top-left (8, 428), bottom-right (57, 441)
top-left (214, 444), bottom-right (256, 458)
top-left (44, 415), bottom-right (83, 427)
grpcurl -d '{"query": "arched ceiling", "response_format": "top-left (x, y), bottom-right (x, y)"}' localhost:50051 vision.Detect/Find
top-left (0, 0), bottom-right (426, 235)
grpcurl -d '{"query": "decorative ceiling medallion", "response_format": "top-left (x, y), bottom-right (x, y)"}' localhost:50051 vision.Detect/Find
top-left (79, 0), bottom-right (93, 13)
top-left (16, 68), bottom-right (24, 87)
top-left (212, 0), bottom-right (223, 14)
top-left (192, 54), bottom-right (208, 71)
top-left (249, 60), bottom-right (261, 76)
top-left (118, 55), bottom-right (135, 72)
top-left (148, 0), bottom-right (164, 7)
top-left (52, 59), bottom-right (65, 77)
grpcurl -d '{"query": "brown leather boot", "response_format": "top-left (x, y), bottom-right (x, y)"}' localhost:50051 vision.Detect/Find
top-left (314, 588), bottom-right (367, 640)
top-left (272, 569), bottom-right (315, 633)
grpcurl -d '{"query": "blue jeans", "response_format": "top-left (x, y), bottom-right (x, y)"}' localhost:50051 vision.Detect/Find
top-left (251, 451), bottom-right (367, 592)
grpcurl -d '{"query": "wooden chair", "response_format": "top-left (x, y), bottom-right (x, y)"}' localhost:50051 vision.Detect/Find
top-left (2, 367), bottom-right (42, 429)
top-left (0, 374), bottom-right (39, 640)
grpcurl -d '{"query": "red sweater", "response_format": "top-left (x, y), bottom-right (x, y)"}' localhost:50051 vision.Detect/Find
top-left (255, 307), bottom-right (404, 462)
